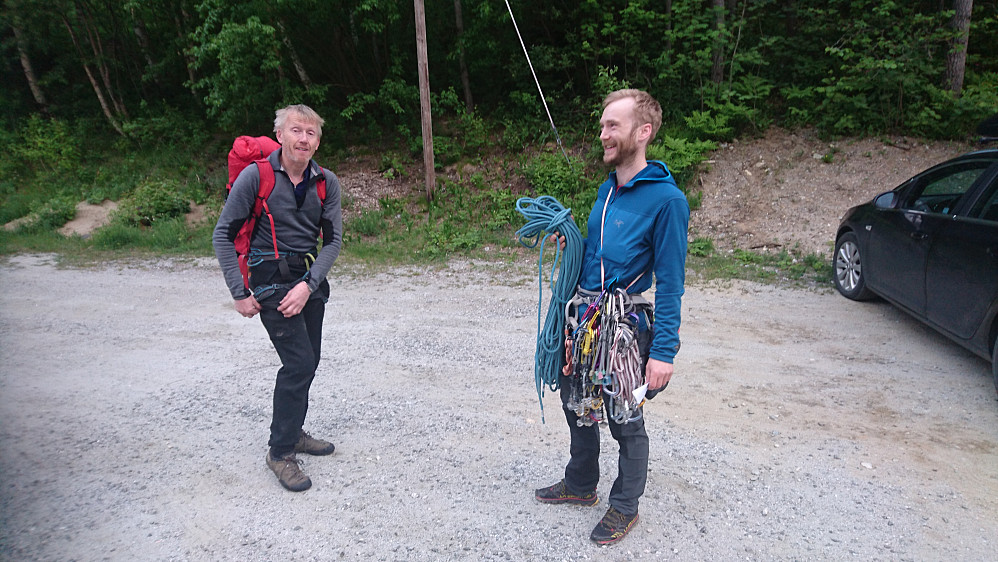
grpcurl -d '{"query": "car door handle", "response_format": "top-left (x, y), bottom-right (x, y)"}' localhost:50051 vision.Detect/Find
top-left (910, 231), bottom-right (929, 240)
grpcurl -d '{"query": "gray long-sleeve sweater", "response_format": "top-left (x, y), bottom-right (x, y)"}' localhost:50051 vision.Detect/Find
top-left (212, 149), bottom-right (343, 300)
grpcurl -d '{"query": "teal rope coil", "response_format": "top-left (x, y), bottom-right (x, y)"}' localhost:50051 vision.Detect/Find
top-left (515, 195), bottom-right (584, 422)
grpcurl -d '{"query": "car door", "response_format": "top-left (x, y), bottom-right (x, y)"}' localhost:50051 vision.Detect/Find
top-left (865, 160), bottom-right (993, 315)
top-left (924, 163), bottom-right (998, 342)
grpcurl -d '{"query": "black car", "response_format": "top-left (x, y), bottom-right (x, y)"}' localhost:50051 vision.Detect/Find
top-left (833, 142), bottom-right (998, 394)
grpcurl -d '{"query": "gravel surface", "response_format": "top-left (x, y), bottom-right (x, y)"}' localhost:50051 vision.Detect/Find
top-left (1, 254), bottom-right (996, 561)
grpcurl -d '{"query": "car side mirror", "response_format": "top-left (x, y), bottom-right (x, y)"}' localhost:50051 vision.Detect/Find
top-left (873, 192), bottom-right (898, 209)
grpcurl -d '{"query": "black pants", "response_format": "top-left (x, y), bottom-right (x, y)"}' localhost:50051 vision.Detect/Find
top-left (560, 326), bottom-right (653, 516)
top-left (251, 257), bottom-right (329, 457)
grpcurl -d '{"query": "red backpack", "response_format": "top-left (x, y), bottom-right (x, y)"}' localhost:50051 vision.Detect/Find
top-left (226, 135), bottom-right (327, 289)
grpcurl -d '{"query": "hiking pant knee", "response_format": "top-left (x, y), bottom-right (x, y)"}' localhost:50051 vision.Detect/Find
top-left (558, 322), bottom-right (653, 514)
top-left (560, 374), bottom-right (601, 495)
top-left (559, 375), bottom-right (649, 515)
top-left (259, 294), bottom-right (325, 455)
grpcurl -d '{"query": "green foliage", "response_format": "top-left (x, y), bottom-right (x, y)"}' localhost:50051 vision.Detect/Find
top-left (189, 12), bottom-right (284, 130)
top-left (648, 136), bottom-right (717, 192)
top-left (688, 237), bottom-right (714, 257)
top-left (114, 180), bottom-right (190, 226)
top-left (690, 247), bottom-right (832, 287)
top-left (341, 60), bottom-right (420, 135)
top-left (11, 115), bottom-right (81, 177)
top-left (684, 111), bottom-right (733, 142)
top-left (522, 153), bottom-right (587, 203)
top-left (120, 105), bottom-right (209, 148)
top-left (7, 195), bottom-right (77, 234)
top-left (348, 209), bottom-right (388, 237)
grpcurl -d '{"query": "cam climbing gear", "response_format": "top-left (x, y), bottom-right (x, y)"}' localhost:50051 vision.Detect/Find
top-left (515, 195), bottom-right (584, 422)
top-left (563, 286), bottom-right (652, 426)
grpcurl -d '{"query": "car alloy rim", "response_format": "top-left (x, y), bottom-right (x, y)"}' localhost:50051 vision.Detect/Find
top-left (836, 241), bottom-right (862, 292)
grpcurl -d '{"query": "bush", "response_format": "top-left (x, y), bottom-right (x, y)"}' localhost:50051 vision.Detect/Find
top-left (114, 180), bottom-right (190, 226)
top-left (688, 237), bottom-right (714, 257)
top-left (648, 136), bottom-right (717, 191)
top-left (522, 152), bottom-right (588, 202)
top-left (11, 115), bottom-right (81, 178)
top-left (9, 195), bottom-right (78, 233)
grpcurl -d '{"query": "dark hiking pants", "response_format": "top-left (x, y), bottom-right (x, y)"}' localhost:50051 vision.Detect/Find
top-left (559, 325), bottom-right (655, 516)
top-left (251, 255), bottom-right (329, 458)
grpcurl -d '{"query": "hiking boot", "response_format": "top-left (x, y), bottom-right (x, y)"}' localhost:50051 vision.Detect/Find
top-left (294, 430), bottom-right (335, 456)
top-left (534, 479), bottom-right (598, 506)
top-left (590, 506), bottom-right (639, 545)
top-left (266, 452), bottom-right (312, 492)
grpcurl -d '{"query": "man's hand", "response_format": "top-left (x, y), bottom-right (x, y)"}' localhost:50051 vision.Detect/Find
top-left (234, 295), bottom-right (261, 318)
top-left (547, 232), bottom-right (567, 250)
top-left (646, 358), bottom-right (674, 391)
top-left (277, 282), bottom-right (311, 318)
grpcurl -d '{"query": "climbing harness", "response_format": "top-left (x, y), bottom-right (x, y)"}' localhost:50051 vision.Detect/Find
top-left (247, 248), bottom-right (316, 301)
top-left (515, 196), bottom-right (584, 422)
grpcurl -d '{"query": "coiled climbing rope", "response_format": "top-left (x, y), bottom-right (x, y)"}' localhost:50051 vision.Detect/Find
top-left (515, 195), bottom-right (584, 422)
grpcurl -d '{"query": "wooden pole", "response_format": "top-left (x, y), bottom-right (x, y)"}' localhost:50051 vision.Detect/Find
top-left (414, 0), bottom-right (435, 200)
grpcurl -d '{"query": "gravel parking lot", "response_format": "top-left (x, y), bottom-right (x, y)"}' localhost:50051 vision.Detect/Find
top-left (1, 254), bottom-right (996, 561)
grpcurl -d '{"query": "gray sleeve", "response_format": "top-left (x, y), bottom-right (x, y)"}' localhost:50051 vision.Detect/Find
top-left (212, 165), bottom-right (260, 300)
top-left (305, 170), bottom-right (343, 292)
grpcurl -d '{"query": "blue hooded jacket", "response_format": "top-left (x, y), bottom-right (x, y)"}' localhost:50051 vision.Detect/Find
top-left (578, 160), bottom-right (689, 363)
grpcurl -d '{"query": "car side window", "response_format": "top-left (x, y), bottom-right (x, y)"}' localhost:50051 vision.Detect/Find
top-left (970, 181), bottom-right (998, 222)
top-left (901, 162), bottom-right (991, 215)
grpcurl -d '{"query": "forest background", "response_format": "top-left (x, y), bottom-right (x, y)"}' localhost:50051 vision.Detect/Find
top-left (1, 0), bottom-right (996, 271)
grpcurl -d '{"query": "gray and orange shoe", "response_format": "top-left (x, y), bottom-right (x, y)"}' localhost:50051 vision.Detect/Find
top-left (590, 506), bottom-right (639, 545)
top-left (534, 479), bottom-right (598, 506)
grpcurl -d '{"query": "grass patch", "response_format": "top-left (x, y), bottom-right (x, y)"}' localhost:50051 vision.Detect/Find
top-left (688, 246), bottom-right (833, 289)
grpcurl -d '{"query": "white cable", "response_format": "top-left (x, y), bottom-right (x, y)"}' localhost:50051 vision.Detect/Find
top-left (503, 0), bottom-right (571, 165)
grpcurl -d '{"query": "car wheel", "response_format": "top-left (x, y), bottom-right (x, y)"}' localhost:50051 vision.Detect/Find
top-left (834, 232), bottom-right (873, 300)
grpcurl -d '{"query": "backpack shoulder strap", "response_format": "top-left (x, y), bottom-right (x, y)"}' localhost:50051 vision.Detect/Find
top-left (253, 159), bottom-right (279, 259)
top-left (316, 166), bottom-right (327, 204)
top-left (255, 159), bottom-right (276, 203)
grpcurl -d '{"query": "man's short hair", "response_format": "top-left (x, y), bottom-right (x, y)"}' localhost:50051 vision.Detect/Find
top-left (603, 89), bottom-right (662, 141)
top-left (274, 104), bottom-right (325, 138)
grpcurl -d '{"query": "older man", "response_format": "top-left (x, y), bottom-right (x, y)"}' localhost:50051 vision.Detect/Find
top-left (213, 104), bottom-right (343, 492)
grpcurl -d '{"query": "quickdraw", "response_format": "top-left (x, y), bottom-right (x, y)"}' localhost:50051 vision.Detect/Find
top-left (564, 285), bottom-right (651, 426)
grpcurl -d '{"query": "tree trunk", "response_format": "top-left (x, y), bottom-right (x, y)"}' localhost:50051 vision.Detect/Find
top-left (10, 19), bottom-right (49, 112)
top-left (453, 0), bottom-right (473, 113)
top-left (128, 6), bottom-right (158, 83)
top-left (710, 0), bottom-right (726, 85)
top-left (173, 6), bottom-right (200, 103)
top-left (61, 14), bottom-right (125, 135)
top-left (664, 0), bottom-right (673, 65)
top-left (276, 20), bottom-right (313, 87)
top-left (783, 0), bottom-right (798, 38)
top-left (74, 0), bottom-right (129, 119)
top-left (943, 0), bottom-right (973, 96)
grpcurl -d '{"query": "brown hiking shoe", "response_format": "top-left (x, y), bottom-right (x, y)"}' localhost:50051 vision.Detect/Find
top-left (534, 479), bottom-right (598, 506)
top-left (590, 506), bottom-right (639, 545)
top-left (266, 452), bottom-right (312, 492)
top-left (294, 430), bottom-right (335, 456)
